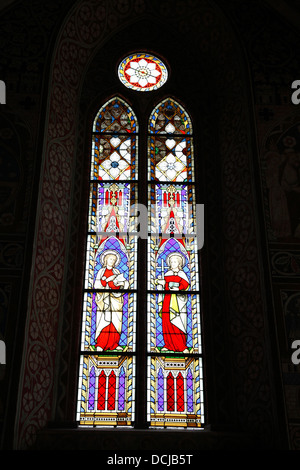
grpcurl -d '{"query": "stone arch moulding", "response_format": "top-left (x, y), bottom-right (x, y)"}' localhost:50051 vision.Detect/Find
top-left (13, 0), bottom-right (282, 449)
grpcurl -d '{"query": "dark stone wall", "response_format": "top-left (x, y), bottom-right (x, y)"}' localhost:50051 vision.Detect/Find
top-left (0, 0), bottom-right (299, 451)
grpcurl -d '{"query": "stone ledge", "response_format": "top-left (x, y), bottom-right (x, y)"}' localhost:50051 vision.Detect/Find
top-left (33, 424), bottom-right (262, 450)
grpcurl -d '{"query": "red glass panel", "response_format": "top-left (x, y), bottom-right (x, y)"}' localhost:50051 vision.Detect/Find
top-left (167, 372), bottom-right (174, 412)
top-left (107, 370), bottom-right (116, 410)
top-left (97, 371), bottom-right (106, 410)
top-left (176, 372), bottom-right (184, 412)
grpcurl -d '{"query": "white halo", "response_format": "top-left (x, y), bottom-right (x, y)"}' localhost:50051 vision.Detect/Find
top-left (165, 251), bottom-right (186, 268)
top-left (100, 249), bottom-right (121, 267)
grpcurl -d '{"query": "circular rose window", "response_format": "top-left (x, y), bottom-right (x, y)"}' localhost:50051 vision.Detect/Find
top-left (118, 53), bottom-right (168, 92)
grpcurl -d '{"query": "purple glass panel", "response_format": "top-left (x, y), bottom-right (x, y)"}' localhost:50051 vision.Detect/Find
top-left (118, 367), bottom-right (125, 411)
top-left (187, 368), bottom-right (193, 413)
top-left (88, 366), bottom-right (95, 410)
top-left (157, 368), bottom-right (164, 411)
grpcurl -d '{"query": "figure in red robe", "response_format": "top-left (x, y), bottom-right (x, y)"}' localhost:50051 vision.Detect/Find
top-left (156, 252), bottom-right (189, 353)
top-left (94, 249), bottom-right (128, 351)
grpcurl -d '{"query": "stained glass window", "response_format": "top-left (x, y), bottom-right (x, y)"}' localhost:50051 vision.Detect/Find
top-left (77, 94), bottom-right (204, 430)
top-left (77, 97), bottom-right (138, 427)
top-left (118, 53), bottom-right (168, 92)
top-left (147, 99), bottom-right (204, 428)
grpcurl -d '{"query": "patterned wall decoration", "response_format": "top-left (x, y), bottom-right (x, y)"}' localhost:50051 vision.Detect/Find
top-left (279, 288), bottom-right (300, 429)
top-left (261, 117), bottom-right (300, 242)
top-left (257, 102), bottom-right (300, 452)
top-left (59, 1), bottom-right (275, 448)
top-left (1, 0), bottom-right (296, 450)
top-left (13, 0), bottom-right (153, 450)
top-left (280, 290), bottom-right (300, 346)
top-left (241, 1), bottom-right (300, 448)
top-left (0, 0), bottom-right (75, 449)
top-left (271, 250), bottom-right (300, 277)
top-left (0, 107), bottom-right (33, 436)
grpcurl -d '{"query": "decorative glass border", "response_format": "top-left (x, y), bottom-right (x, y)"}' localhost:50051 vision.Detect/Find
top-left (118, 53), bottom-right (168, 92)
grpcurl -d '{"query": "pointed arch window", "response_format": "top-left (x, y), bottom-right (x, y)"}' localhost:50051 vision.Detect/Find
top-left (77, 97), bottom-right (138, 427)
top-left (147, 99), bottom-right (204, 428)
top-left (77, 93), bottom-right (204, 429)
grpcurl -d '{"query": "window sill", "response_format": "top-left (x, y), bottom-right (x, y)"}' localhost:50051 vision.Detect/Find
top-left (33, 423), bottom-right (261, 450)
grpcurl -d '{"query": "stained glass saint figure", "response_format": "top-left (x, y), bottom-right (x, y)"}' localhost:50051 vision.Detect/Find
top-left (156, 252), bottom-right (189, 352)
top-left (77, 97), bottom-right (137, 427)
top-left (147, 98), bottom-right (204, 428)
top-left (94, 248), bottom-right (129, 351)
